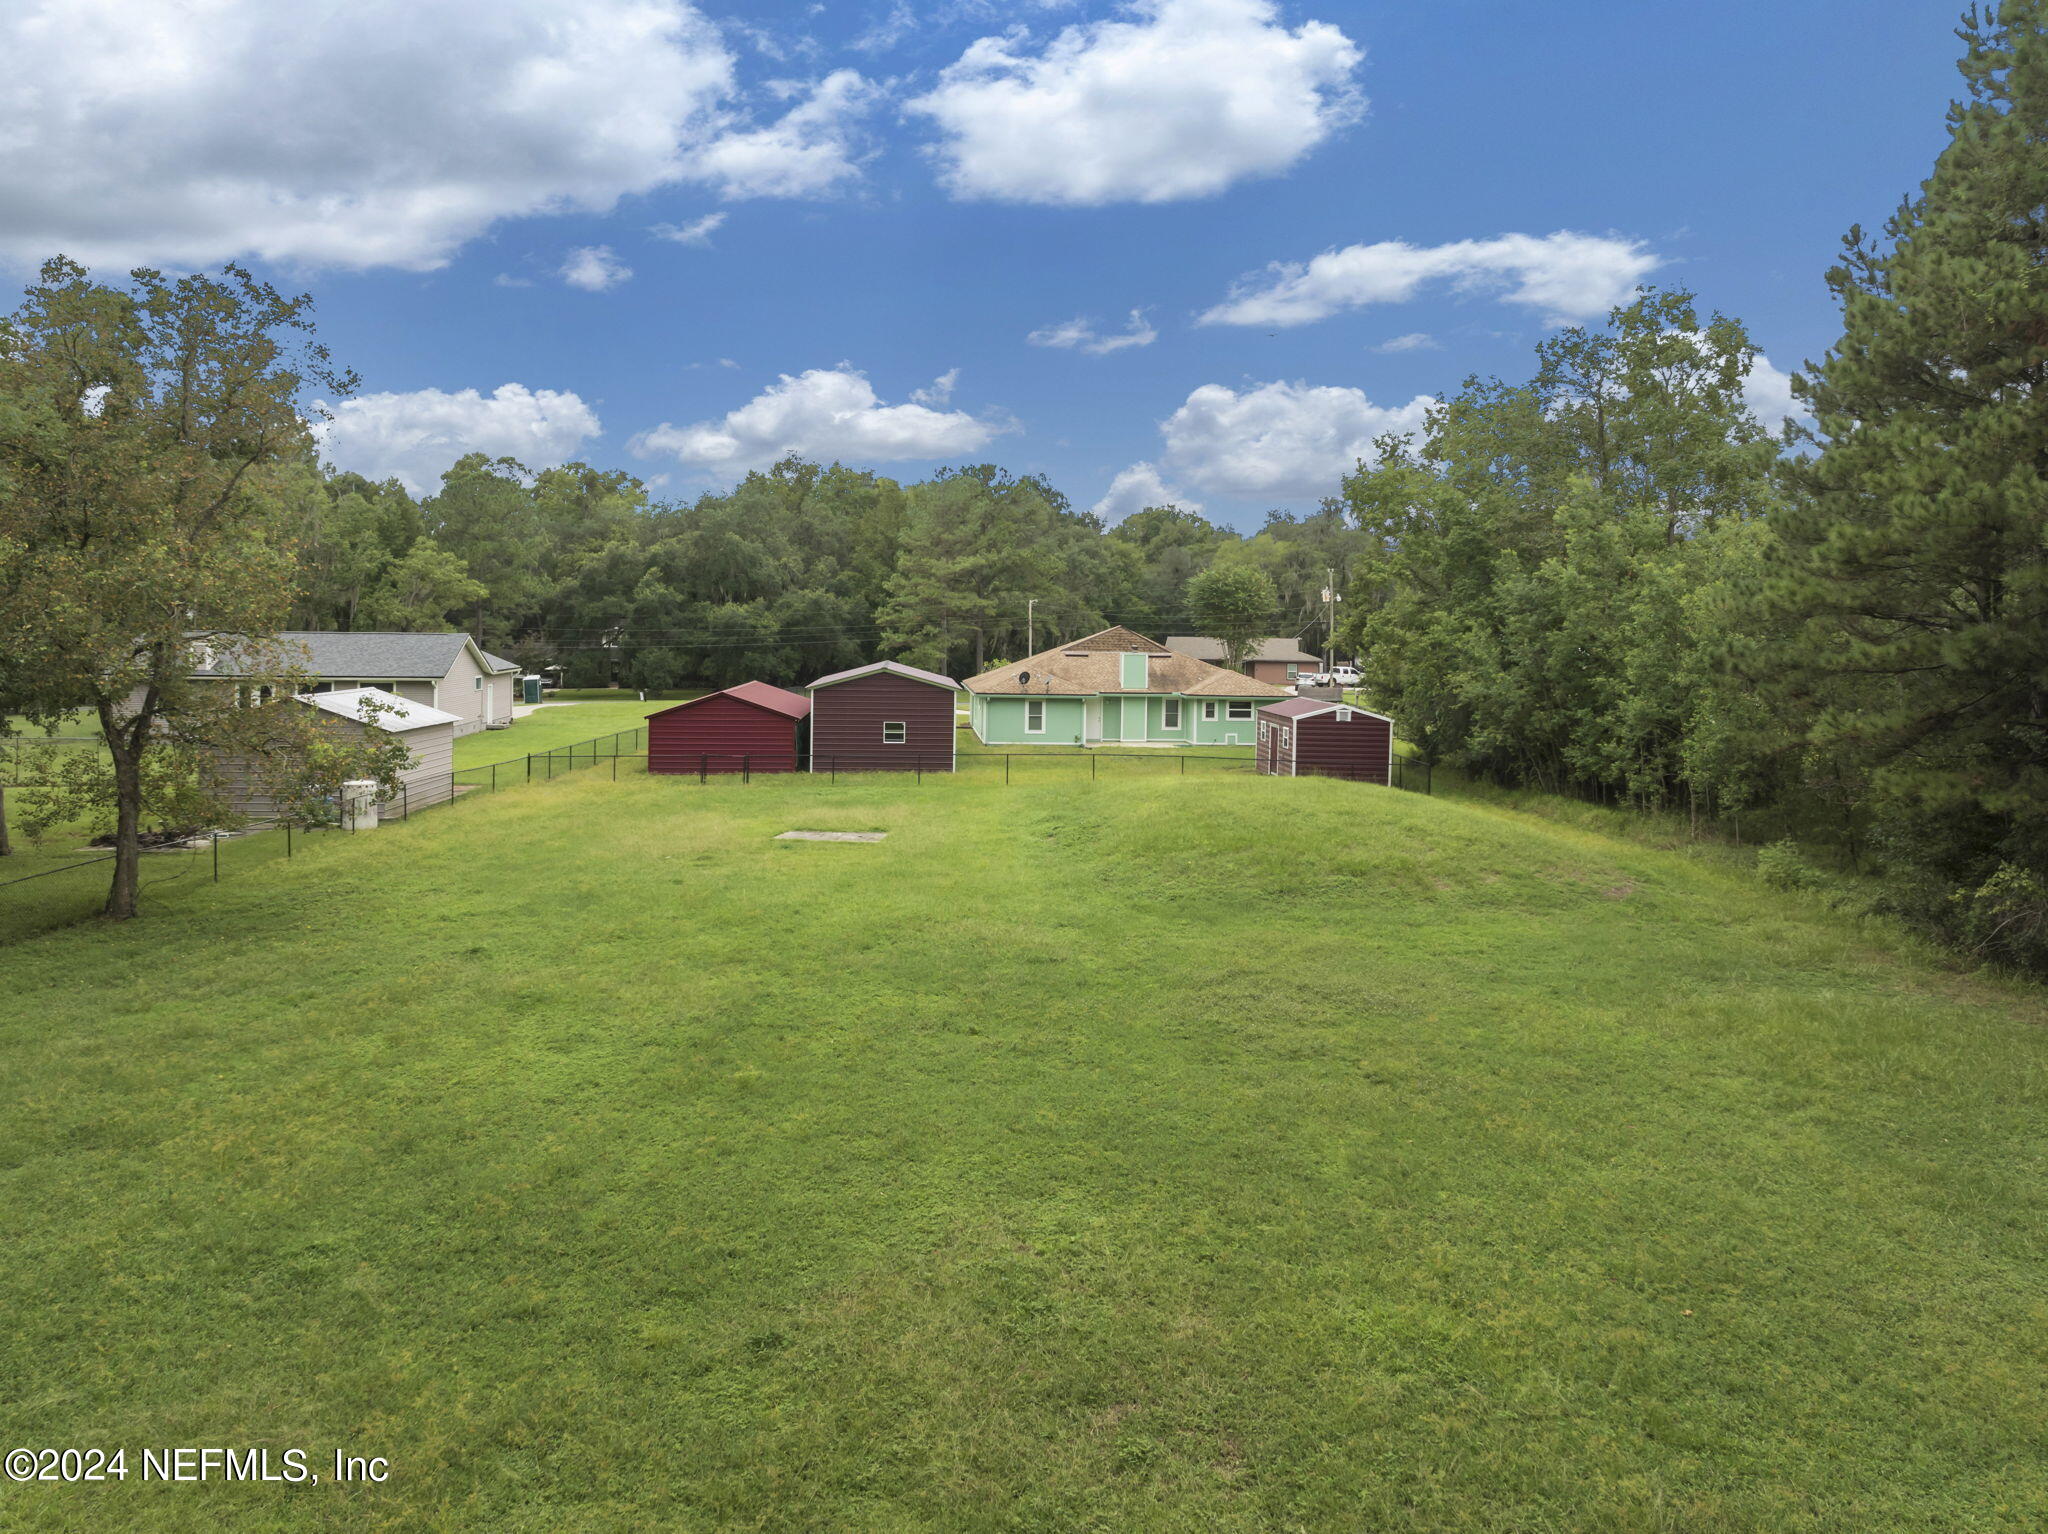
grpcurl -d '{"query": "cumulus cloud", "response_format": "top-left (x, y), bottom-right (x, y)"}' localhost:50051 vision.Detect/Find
top-left (633, 366), bottom-right (1005, 473)
top-left (561, 246), bottom-right (633, 291)
top-left (1201, 232), bottom-right (1663, 329)
top-left (1027, 309), bottom-right (1157, 355)
top-left (313, 384), bottom-right (603, 496)
top-left (1091, 461), bottom-right (1200, 522)
top-left (690, 69), bottom-right (880, 199)
top-left (908, 0), bottom-right (1362, 205)
top-left (653, 212), bottom-right (728, 245)
top-left (1152, 379), bottom-right (1434, 499)
top-left (910, 368), bottom-right (962, 407)
top-left (1741, 350), bottom-right (1805, 434)
top-left (0, 1), bottom-right (879, 272)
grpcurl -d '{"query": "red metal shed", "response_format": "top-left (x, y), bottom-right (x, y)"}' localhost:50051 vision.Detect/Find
top-left (1256, 698), bottom-right (1394, 784)
top-left (806, 660), bottom-right (961, 773)
top-left (647, 681), bottom-right (810, 775)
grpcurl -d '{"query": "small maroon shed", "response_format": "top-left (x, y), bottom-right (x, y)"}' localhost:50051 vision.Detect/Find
top-left (807, 660), bottom-right (960, 773)
top-left (1256, 698), bottom-right (1394, 784)
top-left (647, 681), bottom-right (810, 775)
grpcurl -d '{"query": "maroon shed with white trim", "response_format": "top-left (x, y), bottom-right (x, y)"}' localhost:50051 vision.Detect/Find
top-left (647, 681), bottom-right (810, 774)
top-left (807, 661), bottom-right (961, 772)
top-left (1256, 698), bottom-right (1394, 784)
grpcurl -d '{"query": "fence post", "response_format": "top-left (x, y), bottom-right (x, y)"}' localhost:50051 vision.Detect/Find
top-left (527, 754), bottom-right (533, 783)
top-left (1180, 754), bottom-right (1186, 776)
top-left (744, 754), bottom-right (751, 784)
top-left (1004, 754), bottom-right (1010, 785)
top-left (700, 753), bottom-right (708, 785)
top-left (916, 756), bottom-right (922, 785)
top-left (286, 823), bottom-right (292, 859)
top-left (612, 751), bottom-right (618, 781)
top-left (1092, 754), bottom-right (1098, 781)
top-left (212, 832), bottom-right (219, 882)
top-left (492, 762), bottom-right (497, 793)
top-left (402, 782), bottom-right (409, 821)
top-left (830, 755), bottom-right (836, 786)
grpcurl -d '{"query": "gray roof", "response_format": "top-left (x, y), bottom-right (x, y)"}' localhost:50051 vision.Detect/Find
top-left (809, 660), bottom-right (961, 691)
top-left (197, 631), bottom-right (515, 679)
top-left (304, 687), bottom-right (465, 732)
top-left (1164, 635), bottom-right (1321, 665)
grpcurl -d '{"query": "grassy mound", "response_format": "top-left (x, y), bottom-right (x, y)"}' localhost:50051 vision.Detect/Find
top-left (2, 771), bottom-right (2044, 1530)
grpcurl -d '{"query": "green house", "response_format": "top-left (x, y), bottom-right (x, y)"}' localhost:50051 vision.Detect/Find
top-left (964, 627), bottom-right (1292, 747)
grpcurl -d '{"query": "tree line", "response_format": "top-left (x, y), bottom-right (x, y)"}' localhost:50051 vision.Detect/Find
top-left (1336, 6), bottom-right (2047, 972)
top-left (1, 5), bottom-right (2041, 963)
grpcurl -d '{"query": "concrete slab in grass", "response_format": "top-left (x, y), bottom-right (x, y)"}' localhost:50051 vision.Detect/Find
top-left (775, 830), bottom-right (887, 842)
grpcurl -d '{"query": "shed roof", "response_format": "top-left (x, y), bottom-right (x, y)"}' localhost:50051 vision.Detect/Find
top-left (809, 660), bottom-right (961, 692)
top-left (651, 681), bottom-right (811, 720)
top-left (1259, 698), bottom-right (1394, 723)
top-left (199, 631), bottom-right (517, 679)
top-left (967, 627), bottom-right (1291, 698)
top-left (304, 687), bottom-right (463, 732)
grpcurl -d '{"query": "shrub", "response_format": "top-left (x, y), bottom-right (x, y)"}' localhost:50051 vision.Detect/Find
top-left (1756, 840), bottom-right (1826, 892)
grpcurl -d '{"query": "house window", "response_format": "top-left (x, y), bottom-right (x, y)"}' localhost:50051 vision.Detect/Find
top-left (882, 721), bottom-right (907, 744)
top-left (1201, 701), bottom-right (1219, 722)
top-left (474, 676), bottom-right (483, 690)
top-left (1286, 663), bottom-right (1299, 678)
top-left (1162, 698), bottom-right (1181, 730)
top-left (1226, 702), bottom-right (1254, 720)
top-left (1025, 699), bottom-right (1045, 733)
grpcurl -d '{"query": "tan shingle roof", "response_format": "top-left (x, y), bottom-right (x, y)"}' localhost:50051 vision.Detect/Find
top-left (965, 628), bottom-right (1291, 698)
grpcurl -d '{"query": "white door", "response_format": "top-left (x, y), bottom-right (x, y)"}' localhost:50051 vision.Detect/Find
top-left (1085, 697), bottom-right (1102, 742)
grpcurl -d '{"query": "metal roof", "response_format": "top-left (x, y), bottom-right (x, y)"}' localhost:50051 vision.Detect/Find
top-left (1164, 635), bottom-right (1321, 665)
top-left (808, 660), bottom-right (961, 691)
top-left (1259, 698), bottom-right (1393, 723)
top-left (303, 687), bottom-right (464, 732)
top-left (650, 681), bottom-right (811, 720)
top-left (198, 631), bottom-right (517, 679)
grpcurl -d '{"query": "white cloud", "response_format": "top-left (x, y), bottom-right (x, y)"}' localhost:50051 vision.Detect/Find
top-left (561, 246), bottom-right (633, 291)
top-left (653, 211), bottom-right (728, 245)
top-left (690, 69), bottom-right (879, 199)
top-left (852, 1), bottom-right (917, 53)
top-left (1155, 380), bottom-right (1434, 499)
top-left (1372, 332), bottom-right (1438, 354)
top-left (1741, 350), bottom-right (1804, 434)
top-left (1027, 308), bottom-right (1157, 355)
top-left (1201, 232), bottom-right (1662, 329)
top-left (0, 0), bottom-right (738, 271)
top-left (1091, 461), bottom-right (1200, 521)
top-left (633, 366), bottom-right (1004, 473)
top-left (910, 368), bottom-right (962, 406)
top-left (313, 384), bottom-right (602, 496)
top-left (0, 1), bottom-right (884, 272)
top-left (908, 0), bottom-right (1362, 205)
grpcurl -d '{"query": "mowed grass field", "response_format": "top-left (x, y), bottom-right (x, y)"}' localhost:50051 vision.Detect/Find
top-left (3, 767), bottom-right (2046, 1531)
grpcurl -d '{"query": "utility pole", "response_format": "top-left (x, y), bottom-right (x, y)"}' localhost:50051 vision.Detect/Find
top-left (1323, 568), bottom-right (1338, 668)
top-left (1027, 597), bottom-right (1037, 654)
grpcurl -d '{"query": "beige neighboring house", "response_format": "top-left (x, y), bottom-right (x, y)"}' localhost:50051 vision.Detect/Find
top-left (1163, 635), bottom-right (1322, 687)
top-left (192, 631), bottom-right (519, 737)
top-left (213, 688), bottom-right (460, 824)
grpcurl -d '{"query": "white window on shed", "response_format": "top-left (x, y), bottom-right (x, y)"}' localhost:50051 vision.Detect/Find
top-left (882, 721), bottom-right (907, 744)
top-left (1336, 707), bottom-right (1352, 722)
top-left (1257, 721), bottom-right (1269, 743)
top-left (1024, 699), bottom-right (1045, 733)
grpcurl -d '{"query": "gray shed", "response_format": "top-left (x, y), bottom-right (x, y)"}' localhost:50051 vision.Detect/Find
top-left (213, 688), bottom-right (460, 824)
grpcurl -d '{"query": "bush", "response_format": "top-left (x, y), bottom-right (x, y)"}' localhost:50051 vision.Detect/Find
top-left (1957, 863), bottom-right (2048, 973)
top-left (1756, 840), bottom-right (1826, 892)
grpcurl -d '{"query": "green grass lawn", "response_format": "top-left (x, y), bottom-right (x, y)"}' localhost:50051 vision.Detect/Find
top-left (451, 698), bottom-right (682, 767)
top-left (3, 768), bottom-right (2046, 1530)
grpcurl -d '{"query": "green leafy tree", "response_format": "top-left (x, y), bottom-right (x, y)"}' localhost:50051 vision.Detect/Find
top-left (1186, 565), bottom-right (1280, 669)
top-left (0, 259), bottom-right (394, 916)
top-left (1762, 1), bottom-right (2048, 966)
top-left (357, 538), bottom-right (486, 630)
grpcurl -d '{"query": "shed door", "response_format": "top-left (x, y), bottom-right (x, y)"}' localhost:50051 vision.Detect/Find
top-left (1085, 697), bottom-right (1102, 742)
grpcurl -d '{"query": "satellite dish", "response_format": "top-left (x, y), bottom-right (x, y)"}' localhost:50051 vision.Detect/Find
top-left (1018, 670), bottom-right (1033, 686)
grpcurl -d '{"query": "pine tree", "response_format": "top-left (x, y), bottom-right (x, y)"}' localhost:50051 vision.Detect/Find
top-left (1770, 2), bottom-right (2048, 964)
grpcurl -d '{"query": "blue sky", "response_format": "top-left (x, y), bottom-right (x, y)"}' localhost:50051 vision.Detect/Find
top-left (5, 0), bottom-right (1963, 527)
